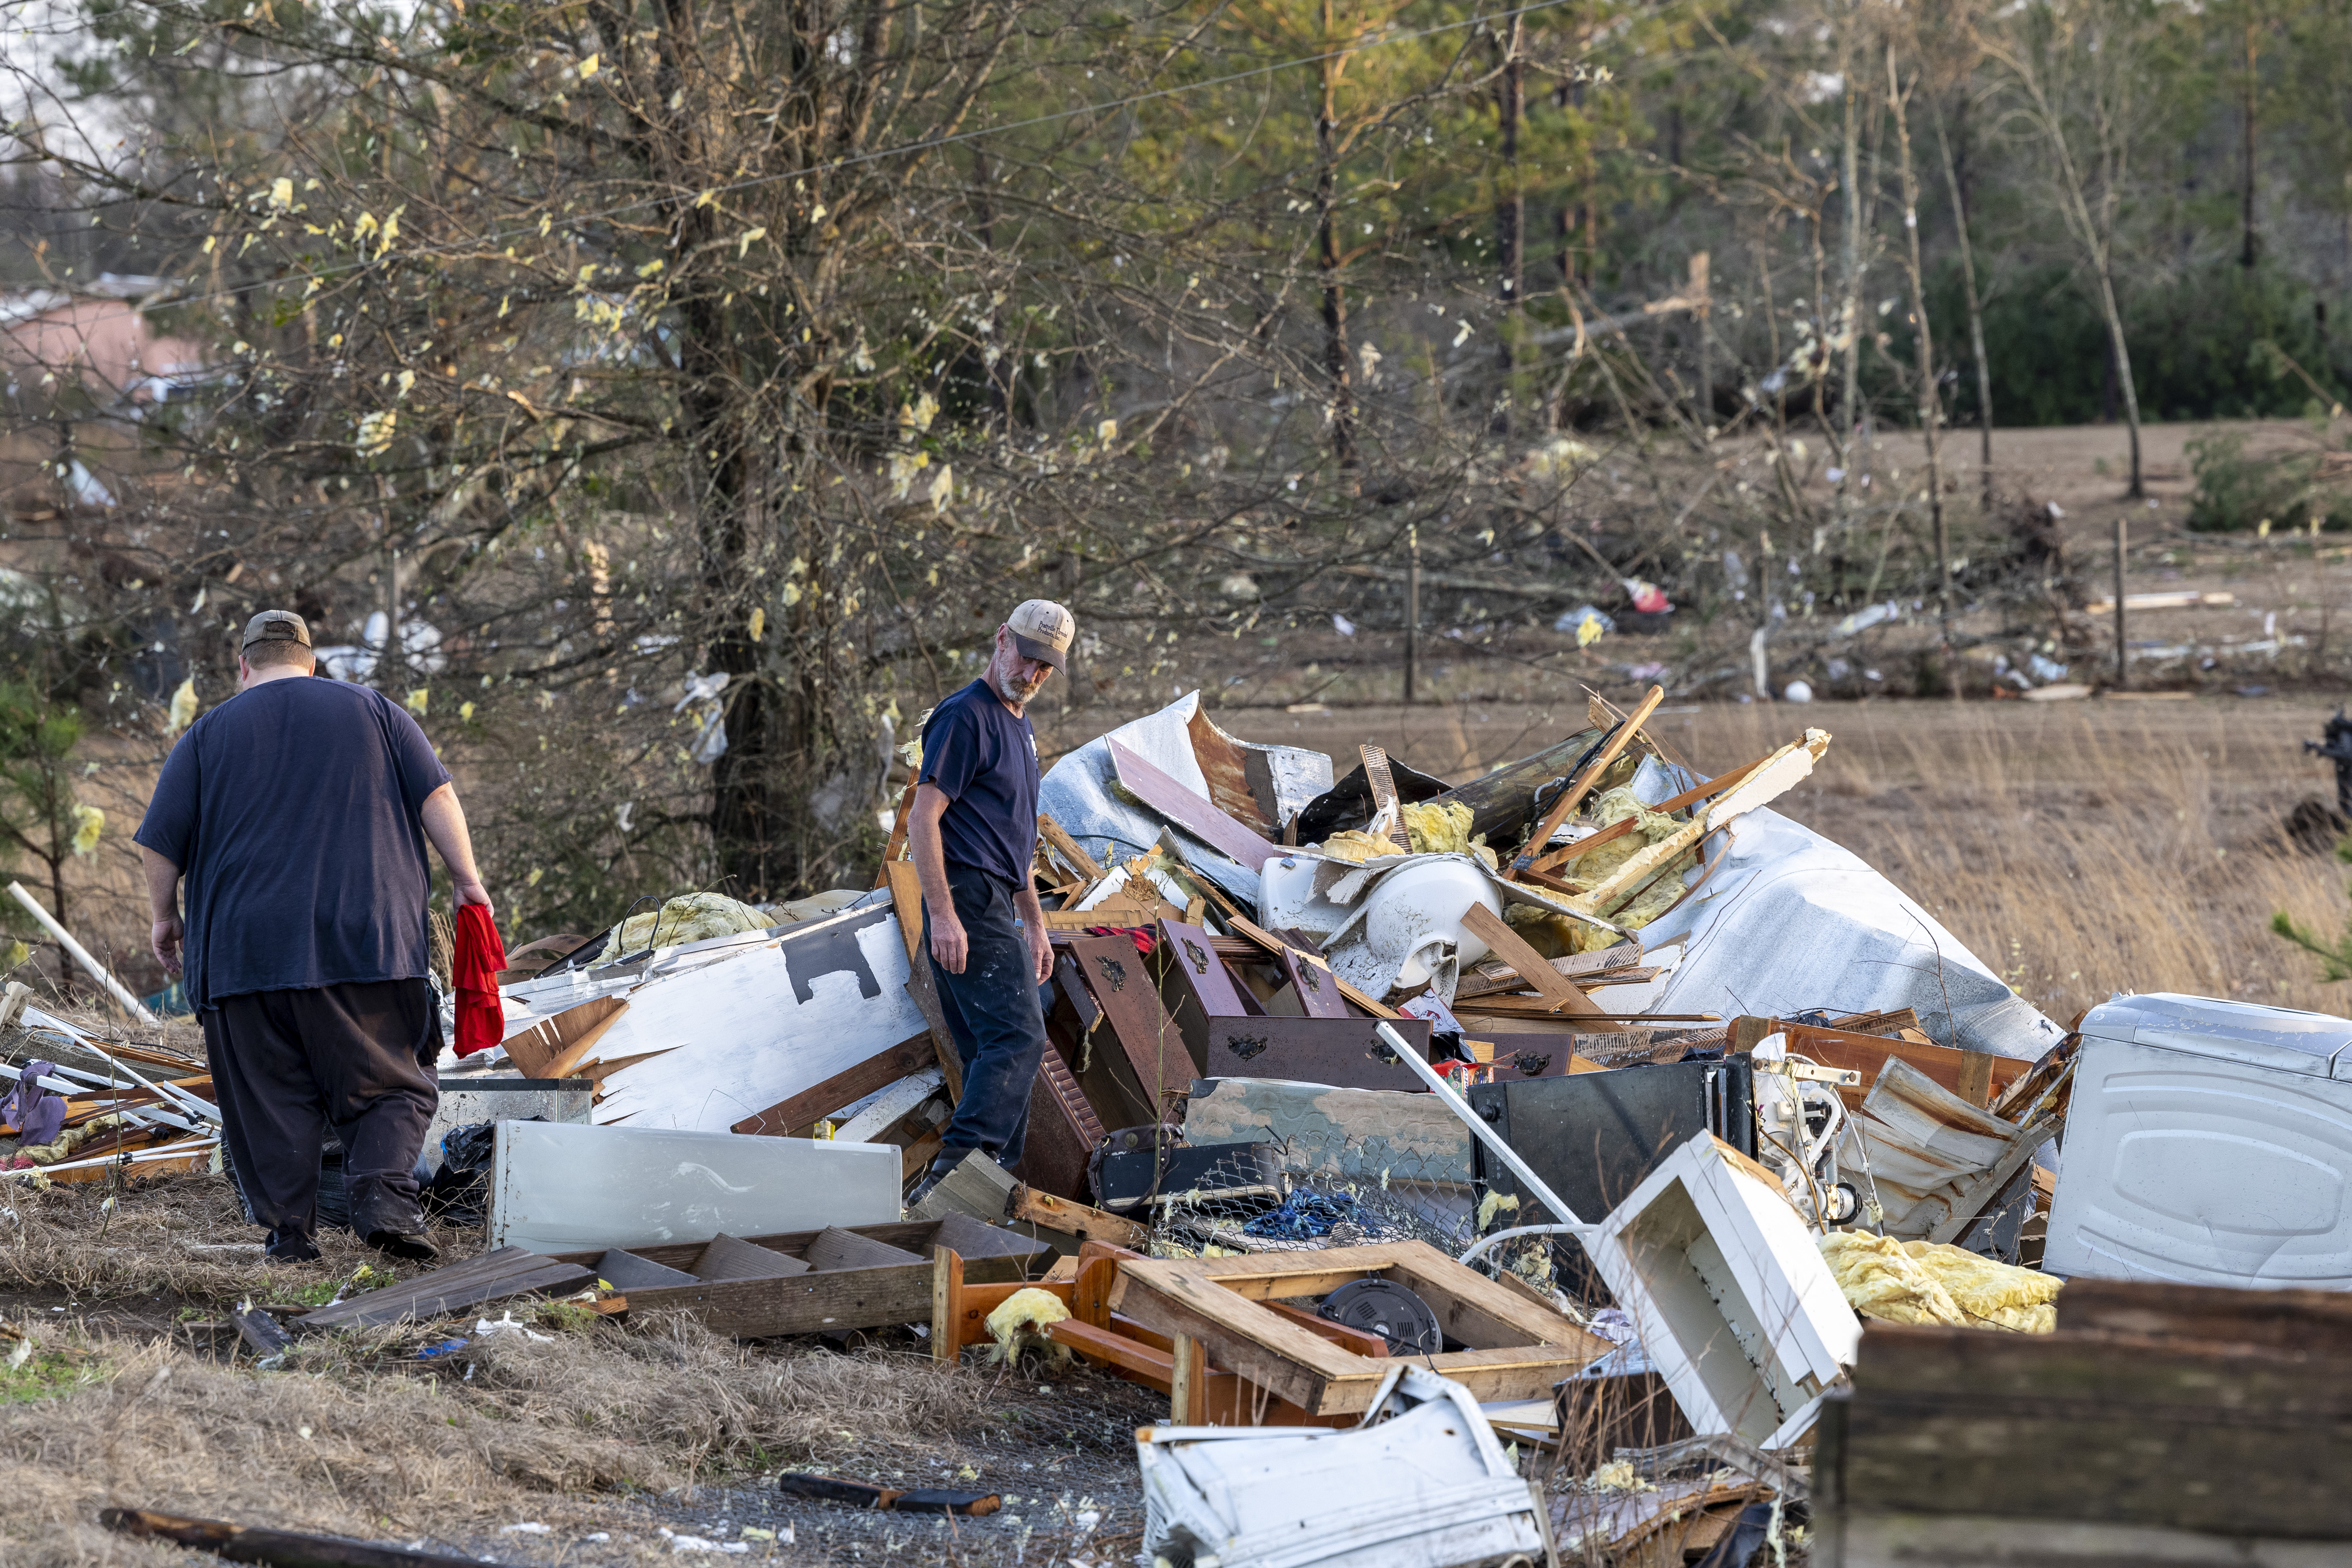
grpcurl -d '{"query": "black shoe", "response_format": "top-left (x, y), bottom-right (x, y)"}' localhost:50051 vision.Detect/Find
top-left (906, 1149), bottom-right (974, 1207)
top-left (265, 1227), bottom-right (321, 1263)
top-left (365, 1229), bottom-right (440, 1263)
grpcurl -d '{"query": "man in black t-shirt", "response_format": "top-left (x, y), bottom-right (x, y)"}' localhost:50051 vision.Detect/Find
top-left (135, 610), bottom-right (494, 1263)
top-left (905, 599), bottom-right (1075, 1202)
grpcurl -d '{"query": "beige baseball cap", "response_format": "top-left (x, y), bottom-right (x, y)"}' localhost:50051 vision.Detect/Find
top-left (1007, 599), bottom-right (1076, 671)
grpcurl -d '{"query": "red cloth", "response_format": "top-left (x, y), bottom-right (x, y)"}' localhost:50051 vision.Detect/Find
top-left (452, 903), bottom-right (507, 1058)
top-left (1083, 925), bottom-right (1157, 956)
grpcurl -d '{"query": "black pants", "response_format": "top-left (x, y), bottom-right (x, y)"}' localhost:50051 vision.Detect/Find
top-left (924, 863), bottom-right (1054, 1168)
top-left (201, 979), bottom-right (441, 1238)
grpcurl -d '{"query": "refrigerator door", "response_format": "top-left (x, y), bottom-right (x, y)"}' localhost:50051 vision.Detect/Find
top-left (2045, 1033), bottom-right (2352, 1287)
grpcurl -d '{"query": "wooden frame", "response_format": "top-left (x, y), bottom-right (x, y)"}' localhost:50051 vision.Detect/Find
top-left (1107, 1239), bottom-right (1612, 1414)
top-left (928, 1242), bottom-right (1368, 1428)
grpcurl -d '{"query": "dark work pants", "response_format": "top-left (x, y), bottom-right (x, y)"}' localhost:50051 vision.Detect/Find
top-left (201, 979), bottom-right (441, 1238)
top-left (925, 863), bottom-right (1054, 1168)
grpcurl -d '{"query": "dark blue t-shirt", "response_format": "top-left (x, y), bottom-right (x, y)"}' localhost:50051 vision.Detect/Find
top-left (918, 679), bottom-right (1040, 886)
top-left (134, 677), bottom-right (452, 1008)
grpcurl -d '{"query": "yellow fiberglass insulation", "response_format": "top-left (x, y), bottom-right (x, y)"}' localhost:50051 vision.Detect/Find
top-left (984, 1286), bottom-right (1072, 1365)
top-left (1316, 829), bottom-right (1406, 864)
top-left (1401, 801), bottom-right (1499, 868)
top-left (1820, 1231), bottom-right (2062, 1333)
top-left (1528, 786), bottom-right (1694, 953)
top-left (1818, 1230), bottom-right (1967, 1327)
top-left (613, 891), bottom-right (771, 953)
top-left (1901, 1240), bottom-right (2061, 1333)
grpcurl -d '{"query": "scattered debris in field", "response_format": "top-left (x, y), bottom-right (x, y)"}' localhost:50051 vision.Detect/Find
top-left (15, 684), bottom-right (2352, 1565)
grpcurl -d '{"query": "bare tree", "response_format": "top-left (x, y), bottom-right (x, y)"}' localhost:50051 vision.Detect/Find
top-left (1983, 0), bottom-right (2161, 500)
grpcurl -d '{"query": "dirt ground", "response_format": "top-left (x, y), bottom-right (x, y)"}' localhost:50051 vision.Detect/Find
top-left (0, 1174), bottom-right (1167, 1568)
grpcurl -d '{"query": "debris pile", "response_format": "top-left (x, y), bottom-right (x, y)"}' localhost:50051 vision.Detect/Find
top-left (24, 683), bottom-right (2352, 1565)
top-left (0, 980), bottom-right (220, 1185)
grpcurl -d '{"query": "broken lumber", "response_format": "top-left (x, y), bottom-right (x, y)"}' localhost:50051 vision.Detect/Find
top-left (100, 1508), bottom-right (486, 1568)
top-left (775, 1474), bottom-right (1000, 1515)
top-left (1459, 905), bottom-right (1610, 1020)
top-left (1510, 684), bottom-right (1663, 879)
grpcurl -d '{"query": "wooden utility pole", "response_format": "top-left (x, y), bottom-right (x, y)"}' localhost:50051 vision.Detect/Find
top-left (2113, 514), bottom-right (2128, 688)
top-left (1404, 523), bottom-right (1421, 703)
top-left (1890, 49), bottom-right (1953, 693)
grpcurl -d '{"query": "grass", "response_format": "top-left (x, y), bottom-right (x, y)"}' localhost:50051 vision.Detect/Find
top-left (2, 1296), bottom-right (1001, 1568)
top-left (1668, 698), bottom-right (2352, 1025)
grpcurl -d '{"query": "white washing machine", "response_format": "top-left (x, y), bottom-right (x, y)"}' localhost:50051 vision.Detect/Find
top-left (2044, 992), bottom-right (2352, 1288)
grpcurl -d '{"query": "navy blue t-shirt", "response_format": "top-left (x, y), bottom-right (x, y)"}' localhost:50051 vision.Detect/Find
top-left (134, 677), bottom-right (452, 1008)
top-left (918, 679), bottom-right (1040, 886)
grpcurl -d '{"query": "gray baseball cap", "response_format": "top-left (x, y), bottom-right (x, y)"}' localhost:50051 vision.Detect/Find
top-left (241, 609), bottom-right (312, 650)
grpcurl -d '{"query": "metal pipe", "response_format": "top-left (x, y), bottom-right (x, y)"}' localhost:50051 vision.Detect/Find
top-left (0, 1064), bottom-right (200, 1135)
top-left (6, 881), bottom-right (158, 1025)
top-left (1375, 1020), bottom-right (1592, 1233)
top-left (0, 1138), bottom-right (218, 1181)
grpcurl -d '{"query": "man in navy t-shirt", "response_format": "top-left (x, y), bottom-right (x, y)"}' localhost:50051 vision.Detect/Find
top-left (134, 610), bottom-right (494, 1263)
top-left (904, 598), bottom-right (1076, 1201)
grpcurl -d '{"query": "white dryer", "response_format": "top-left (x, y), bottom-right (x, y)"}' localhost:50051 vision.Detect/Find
top-left (2045, 992), bottom-right (2352, 1287)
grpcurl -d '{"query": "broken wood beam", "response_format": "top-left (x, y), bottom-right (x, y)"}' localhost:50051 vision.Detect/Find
top-left (1510, 685), bottom-right (1663, 880)
top-left (100, 1509), bottom-right (486, 1568)
top-left (1527, 751), bottom-right (1773, 878)
top-left (1459, 905), bottom-right (1610, 1021)
top-left (730, 1033), bottom-right (936, 1136)
top-left (1009, 1184), bottom-right (1149, 1250)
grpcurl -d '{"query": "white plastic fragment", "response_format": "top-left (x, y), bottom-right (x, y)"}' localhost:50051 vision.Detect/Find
top-left (1138, 1363), bottom-right (1544, 1568)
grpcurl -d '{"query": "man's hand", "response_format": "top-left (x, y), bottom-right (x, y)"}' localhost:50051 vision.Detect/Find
top-left (452, 875), bottom-right (494, 916)
top-left (151, 915), bottom-right (183, 978)
top-left (1028, 922), bottom-right (1053, 984)
top-left (930, 911), bottom-right (970, 974)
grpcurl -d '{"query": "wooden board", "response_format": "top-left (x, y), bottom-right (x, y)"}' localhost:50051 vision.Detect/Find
top-left (884, 860), bottom-right (964, 1100)
top-left (1824, 1321), bottom-right (2352, 1539)
top-left (579, 1218), bottom-right (1045, 1340)
top-left (2055, 1276), bottom-right (2352, 1359)
top-left (502, 996), bottom-right (628, 1078)
top-left (1459, 904), bottom-right (1610, 1020)
top-left (694, 1233), bottom-right (813, 1281)
top-left (1016, 1045), bottom-right (1100, 1202)
top-left (1277, 945), bottom-right (1352, 1019)
top-left (730, 1033), bottom-right (935, 1136)
top-left (1067, 934), bottom-right (1193, 1119)
top-left (1108, 738), bottom-right (1278, 870)
top-left (1196, 1014), bottom-right (1435, 1092)
top-left (1187, 709), bottom-right (1275, 834)
top-left (1731, 1018), bottom-right (2025, 1110)
top-left (1037, 813), bottom-right (1106, 882)
top-left (1359, 744), bottom-right (1413, 851)
top-left (1009, 1185), bottom-right (1149, 1249)
top-left (298, 1247), bottom-right (595, 1330)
